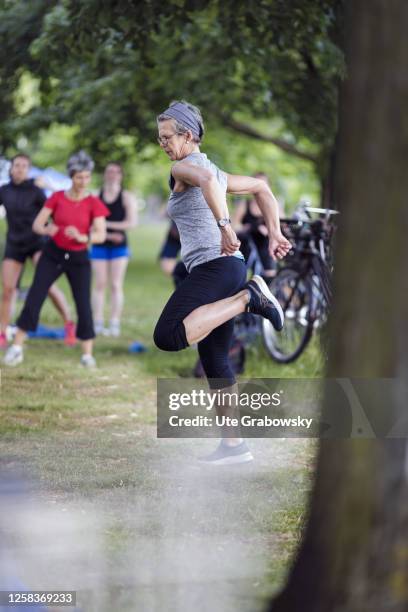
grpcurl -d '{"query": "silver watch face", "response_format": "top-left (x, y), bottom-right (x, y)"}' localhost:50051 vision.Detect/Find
top-left (218, 218), bottom-right (229, 227)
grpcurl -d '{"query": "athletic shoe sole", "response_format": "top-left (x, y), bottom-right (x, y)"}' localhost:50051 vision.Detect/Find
top-left (198, 450), bottom-right (254, 466)
top-left (251, 275), bottom-right (285, 331)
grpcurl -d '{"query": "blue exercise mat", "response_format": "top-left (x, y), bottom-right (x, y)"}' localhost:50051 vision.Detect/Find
top-left (128, 341), bottom-right (147, 353)
top-left (27, 325), bottom-right (65, 339)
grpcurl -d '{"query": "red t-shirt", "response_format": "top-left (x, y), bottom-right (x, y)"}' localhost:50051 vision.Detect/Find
top-left (44, 191), bottom-right (109, 251)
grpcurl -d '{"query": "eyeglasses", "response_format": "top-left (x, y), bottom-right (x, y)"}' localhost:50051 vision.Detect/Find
top-left (157, 133), bottom-right (178, 146)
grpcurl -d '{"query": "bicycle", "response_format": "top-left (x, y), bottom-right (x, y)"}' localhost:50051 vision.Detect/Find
top-left (261, 206), bottom-right (338, 363)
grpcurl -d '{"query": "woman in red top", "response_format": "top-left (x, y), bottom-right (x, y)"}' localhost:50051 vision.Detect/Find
top-left (4, 151), bottom-right (109, 367)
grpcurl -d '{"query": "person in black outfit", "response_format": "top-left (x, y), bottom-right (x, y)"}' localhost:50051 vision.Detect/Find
top-left (232, 172), bottom-right (284, 278)
top-left (0, 153), bottom-right (73, 348)
top-left (159, 220), bottom-right (182, 276)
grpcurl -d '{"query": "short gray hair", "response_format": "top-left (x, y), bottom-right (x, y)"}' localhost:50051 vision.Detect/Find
top-left (157, 100), bottom-right (205, 143)
top-left (67, 150), bottom-right (94, 177)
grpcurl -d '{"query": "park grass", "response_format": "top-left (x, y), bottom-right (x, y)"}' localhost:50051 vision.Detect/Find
top-left (0, 223), bottom-right (323, 434)
top-left (0, 223), bottom-right (321, 611)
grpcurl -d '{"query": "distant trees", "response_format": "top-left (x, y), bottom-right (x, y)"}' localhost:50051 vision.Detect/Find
top-left (0, 0), bottom-right (345, 194)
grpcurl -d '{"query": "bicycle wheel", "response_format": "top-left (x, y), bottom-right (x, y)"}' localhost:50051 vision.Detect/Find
top-left (262, 268), bottom-right (314, 363)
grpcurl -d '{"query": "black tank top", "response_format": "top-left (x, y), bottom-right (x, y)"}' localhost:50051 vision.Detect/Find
top-left (99, 189), bottom-right (127, 247)
top-left (242, 200), bottom-right (262, 229)
top-left (242, 200), bottom-right (268, 244)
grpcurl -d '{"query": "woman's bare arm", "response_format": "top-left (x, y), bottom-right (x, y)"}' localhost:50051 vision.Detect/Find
top-left (89, 216), bottom-right (107, 244)
top-left (227, 174), bottom-right (291, 260)
top-left (172, 162), bottom-right (229, 220)
top-left (32, 207), bottom-right (58, 236)
top-left (227, 174), bottom-right (280, 236)
top-left (172, 162), bottom-right (240, 255)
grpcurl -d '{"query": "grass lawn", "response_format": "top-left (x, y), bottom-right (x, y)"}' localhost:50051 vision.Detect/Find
top-left (0, 223), bottom-right (321, 611)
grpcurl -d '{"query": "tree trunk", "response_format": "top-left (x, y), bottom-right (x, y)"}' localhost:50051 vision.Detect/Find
top-left (319, 142), bottom-right (337, 208)
top-left (269, 1), bottom-right (408, 611)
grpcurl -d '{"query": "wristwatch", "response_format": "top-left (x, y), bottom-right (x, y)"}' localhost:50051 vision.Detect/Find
top-left (217, 218), bottom-right (231, 229)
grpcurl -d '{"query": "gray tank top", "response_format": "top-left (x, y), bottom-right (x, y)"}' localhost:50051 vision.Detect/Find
top-left (167, 152), bottom-right (243, 272)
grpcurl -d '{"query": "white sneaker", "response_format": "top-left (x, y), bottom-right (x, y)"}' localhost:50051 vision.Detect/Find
top-left (94, 321), bottom-right (105, 335)
top-left (80, 354), bottom-right (96, 368)
top-left (109, 321), bottom-right (121, 338)
top-left (3, 345), bottom-right (24, 366)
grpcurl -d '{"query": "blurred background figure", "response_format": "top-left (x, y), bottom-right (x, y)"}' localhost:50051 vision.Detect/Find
top-left (158, 219), bottom-right (181, 277)
top-left (232, 172), bottom-right (285, 279)
top-left (158, 218), bottom-right (189, 289)
top-left (0, 154), bottom-right (74, 348)
top-left (90, 162), bottom-right (137, 337)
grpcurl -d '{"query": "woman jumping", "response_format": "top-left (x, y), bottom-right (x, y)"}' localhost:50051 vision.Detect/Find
top-left (4, 151), bottom-right (109, 368)
top-left (153, 100), bottom-right (291, 465)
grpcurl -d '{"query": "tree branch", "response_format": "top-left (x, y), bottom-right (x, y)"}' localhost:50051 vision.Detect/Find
top-left (220, 115), bottom-right (318, 164)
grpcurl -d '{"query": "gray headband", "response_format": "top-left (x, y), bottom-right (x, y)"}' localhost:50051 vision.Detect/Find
top-left (163, 102), bottom-right (202, 138)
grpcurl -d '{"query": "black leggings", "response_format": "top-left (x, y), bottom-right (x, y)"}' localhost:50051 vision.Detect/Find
top-left (154, 256), bottom-right (247, 389)
top-left (17, 242), bottom-right (94, 340)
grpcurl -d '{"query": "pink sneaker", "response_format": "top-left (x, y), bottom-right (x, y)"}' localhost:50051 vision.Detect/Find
top-left (64, 321), bottom-right (77, 346)
top-left (0, 332), bottom-right (8, 350)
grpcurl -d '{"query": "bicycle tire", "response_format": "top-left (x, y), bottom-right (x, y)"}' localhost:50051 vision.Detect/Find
top-left (261, 268), bottom-right (314, 363)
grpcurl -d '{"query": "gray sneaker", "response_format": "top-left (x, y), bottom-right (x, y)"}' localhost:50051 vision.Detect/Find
top-left (246, 275), bottom-right (284, 331)
top-left (198, 440), bottom-right (253, 465)
top-left (3, 344), bottom-right (24, 367)
top-left (80, 354), bottom-right (96, 368)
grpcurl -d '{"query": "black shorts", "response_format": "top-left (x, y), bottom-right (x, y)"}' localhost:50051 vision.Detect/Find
top-left (3, 240), bottom-right (45, 264)
top-left (154, 255), bottom-right (247, 388)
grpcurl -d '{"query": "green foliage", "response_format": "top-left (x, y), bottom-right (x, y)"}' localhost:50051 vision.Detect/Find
top-left (0, 0), bottom-right (345, 173)
top-left (24, 118), bottom-right (319, 204)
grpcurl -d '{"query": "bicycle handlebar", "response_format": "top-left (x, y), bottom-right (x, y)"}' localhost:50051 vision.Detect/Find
top-left (305, 206), bottom-right (339, 216)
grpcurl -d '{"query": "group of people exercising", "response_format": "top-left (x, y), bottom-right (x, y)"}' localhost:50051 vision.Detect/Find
top-left (1, 100), bottom-right (291, 463)
top-left (0, 152), bottom-right (137, 367)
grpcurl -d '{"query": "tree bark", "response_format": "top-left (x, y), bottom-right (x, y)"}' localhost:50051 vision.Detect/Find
top-left (269, 1), bottom-right (408, 611)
